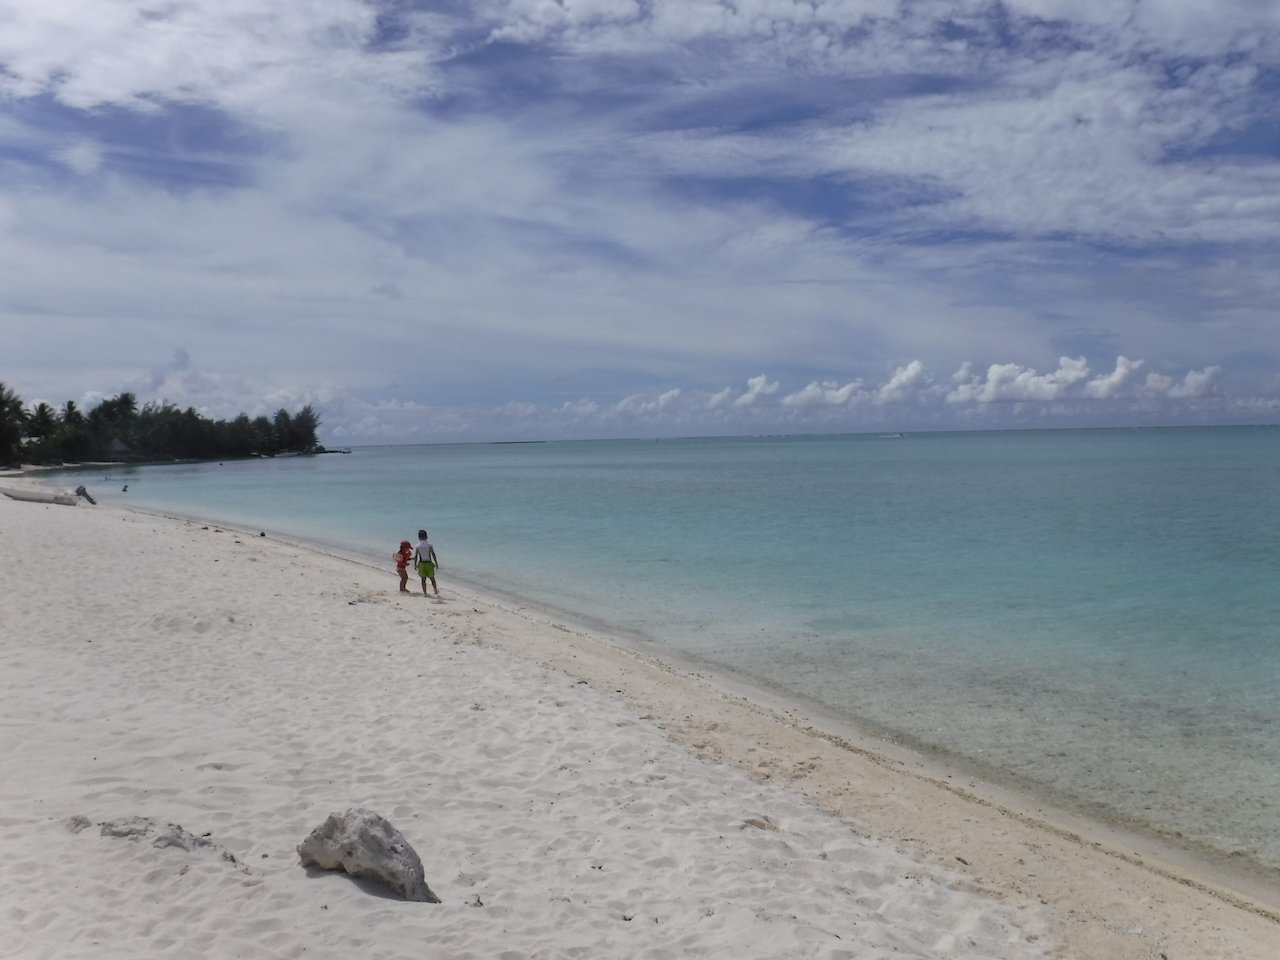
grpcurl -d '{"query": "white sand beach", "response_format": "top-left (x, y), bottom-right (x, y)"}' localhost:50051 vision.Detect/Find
top-left (1, 485), bottom-right (1276, 959)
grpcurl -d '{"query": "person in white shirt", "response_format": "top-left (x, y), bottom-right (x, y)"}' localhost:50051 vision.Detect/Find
top-left (414, 529), bottom-right (440, 596)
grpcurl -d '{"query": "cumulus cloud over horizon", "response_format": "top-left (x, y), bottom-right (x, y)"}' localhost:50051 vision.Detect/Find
top-left (14, 350), bottom-right (1266, 447)
top-left (2, 0), bottom-right (1279, 440)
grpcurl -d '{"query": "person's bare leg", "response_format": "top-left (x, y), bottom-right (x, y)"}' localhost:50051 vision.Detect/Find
top-left (429, 575), bottom-right (439, 596)
top-left (421, 576), bottom-right (429, 595)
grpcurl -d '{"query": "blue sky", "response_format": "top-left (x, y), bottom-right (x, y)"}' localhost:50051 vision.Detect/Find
top-left (3, 0), bottom-right (1280, 442)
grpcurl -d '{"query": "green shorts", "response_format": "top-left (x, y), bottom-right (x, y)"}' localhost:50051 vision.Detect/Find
top-left (417, 561), bottom-right (436, 578)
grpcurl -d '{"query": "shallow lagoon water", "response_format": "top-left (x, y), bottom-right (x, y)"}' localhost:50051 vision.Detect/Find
top-left (71, 427), bottom-right (1280, 874)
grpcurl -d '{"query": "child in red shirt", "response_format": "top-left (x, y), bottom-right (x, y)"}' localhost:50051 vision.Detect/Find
top-left (393, 540), bottom-right (413, 593)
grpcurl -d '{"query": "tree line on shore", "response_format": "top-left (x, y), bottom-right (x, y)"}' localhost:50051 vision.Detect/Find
top-left (0, 381), bottom-right (322, 467)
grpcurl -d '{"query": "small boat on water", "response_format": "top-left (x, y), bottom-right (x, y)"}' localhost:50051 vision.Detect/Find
top-left (0, 486), bottom-right (78, 506)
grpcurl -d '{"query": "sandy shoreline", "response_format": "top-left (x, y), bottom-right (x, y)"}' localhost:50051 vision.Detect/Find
top-left (1, 483), bottom-right (1277, 958)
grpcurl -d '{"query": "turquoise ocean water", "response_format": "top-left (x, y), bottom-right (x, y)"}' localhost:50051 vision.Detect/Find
top-left (64, 427), bottom-right (1280, 877)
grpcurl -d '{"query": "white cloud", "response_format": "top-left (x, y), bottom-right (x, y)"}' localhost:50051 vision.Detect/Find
top-left (875, 360), bottom-right (926, 405)
top-left (56, 139), bottom-right (104, 175)
top-left (815, 61), bottom-right (1280, 244)
top-left (734, 374), bottom-right (780, 407)
top-left (561, 398), bottom-right (601, 416)
top-left (1146, 365), bottom-right (1224, 399)
top-left (1015, 0), bottom-right (1280, 45)
top-left (615, 388), bottom-right (681, 413)
top-left (1170, 366), bottom-right (1224, 400)
top-left (707, 387), bottom-right (734, 409)
top-left (1084, 356), bottom-right (1144, 399)
top-left (948, 357), bottom-right (1092, 404)
top-left (0, 0), bottom-right (427, 111)
top-left (782, 379), bottom-right (863, 408)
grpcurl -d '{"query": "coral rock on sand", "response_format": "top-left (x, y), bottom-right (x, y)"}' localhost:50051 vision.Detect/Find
top-left (298, 808), bottom-right (440, 903)
top-left (88, 815), bottom-right (239, 863)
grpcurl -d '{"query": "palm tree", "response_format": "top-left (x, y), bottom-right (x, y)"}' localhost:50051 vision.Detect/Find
top-left (28, 402), bottom-right (58, 440)
top-left (292, 404), bottom-right (321, 451)
top-left (0, 381), bottom-right (25, 465)
top-left (61, 400), bottom-right (84, 426)
top-left (93, 392), bottom-right (139, 425)
top-left (56, 398), bottom-right (92, 462)
top-left (0, 381), bottom-right (21, 418)
top-left (116, 392), bottom-right (138, 422)
top-left (272, 408), bottom-right (293, 452)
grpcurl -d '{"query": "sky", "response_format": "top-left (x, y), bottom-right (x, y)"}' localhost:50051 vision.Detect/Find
top-left (2, 0), bottom-right (1280, 444)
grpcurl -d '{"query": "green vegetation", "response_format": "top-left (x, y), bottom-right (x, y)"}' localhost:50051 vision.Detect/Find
top-left (0, 381), bottom-right (322, 466)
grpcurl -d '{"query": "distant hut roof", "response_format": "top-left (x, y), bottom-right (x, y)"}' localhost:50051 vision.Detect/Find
top-left (105, 438), bottom-right (134, 461)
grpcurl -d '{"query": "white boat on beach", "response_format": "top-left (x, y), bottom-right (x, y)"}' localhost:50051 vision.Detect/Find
top-left (0, 486), bottom-right (78, 506)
